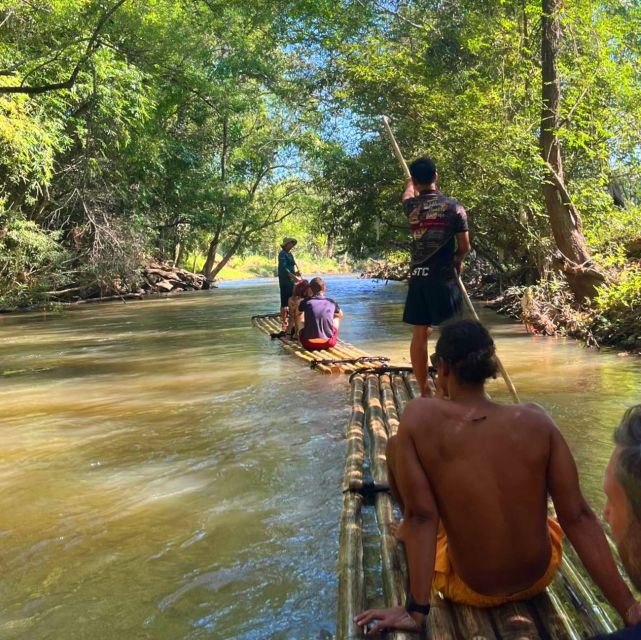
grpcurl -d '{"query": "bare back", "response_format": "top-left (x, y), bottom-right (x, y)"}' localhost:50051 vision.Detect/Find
top-left (406, 397), bottom-right (556, 595)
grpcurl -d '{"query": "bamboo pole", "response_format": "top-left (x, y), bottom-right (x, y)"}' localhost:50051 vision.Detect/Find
top-left (337, 376), bottom-right (367, 638)
top-left (374, 492), bottom-right (414, 640)
top-left (489, 601), bottom-right (541, 640)
top-left (337, 491), bottom-right (365, 640)
top-left (342, 375), bottom-right (366, 492)
top-left (379, 374), bottom-right (400, 437)
top-left (364, 373), bottom-right (414, 640)
top-left (531, 591), bottom-right (582, 640)
top-left (364, 375), bottom-right (389, 488)
top-left (404, 373), bottom-right (421, 400)
top-left (546, 574), bottom-right (594, 640)
top-left (380, 115), bottom-right (520, 403)
top-left (427, 596), bottom-right (459, 639)
top-left (391, 374), bottom-right (411, 416)
top-left (557, 556), bottom-right (615, 635)
top-left (453, 604), bottom-right (497, 639)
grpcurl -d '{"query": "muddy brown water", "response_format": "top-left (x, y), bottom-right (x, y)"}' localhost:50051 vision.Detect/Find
top-left (1, 276), bottom-right (639, 639)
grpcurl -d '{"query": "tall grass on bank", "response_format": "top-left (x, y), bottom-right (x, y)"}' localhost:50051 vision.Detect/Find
top-left (182, 252), bottom-right (352, 281)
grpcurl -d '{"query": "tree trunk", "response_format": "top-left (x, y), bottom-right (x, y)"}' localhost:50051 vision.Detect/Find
top-left (201, 232), bottom-right (219, 279)
top-left (202, 115), bottom-right (229, 280)
top-left (325, 233), bottom-right (334, 259)
top-left (173, 240), bottom-right (184, 267)
top-left (208, 233), bottom-right (244, 280)
top-left (540, 0), bottom-right (603, 301)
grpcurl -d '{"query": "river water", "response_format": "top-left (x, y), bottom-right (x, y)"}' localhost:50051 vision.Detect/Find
top-left (1, 276), bottom-right (640, 639)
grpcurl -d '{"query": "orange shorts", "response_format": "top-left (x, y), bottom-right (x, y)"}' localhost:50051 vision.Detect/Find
top-left (432, 518), bottom-right (563, 607)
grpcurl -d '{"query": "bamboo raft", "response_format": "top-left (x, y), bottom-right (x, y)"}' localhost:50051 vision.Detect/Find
top-left (252, 313), bottom-right (400, 374)
top-left (338, 370), bottom-right (621, 640)
top-left (253, 310), bottom-right (627, 637)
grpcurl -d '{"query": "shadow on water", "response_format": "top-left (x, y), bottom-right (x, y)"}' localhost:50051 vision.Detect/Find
top-left (1, 276), bottom-right (640, 638)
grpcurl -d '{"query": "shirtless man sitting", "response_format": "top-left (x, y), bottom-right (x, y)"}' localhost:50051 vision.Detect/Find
top-left (356, 320), bottom-right (640, 633)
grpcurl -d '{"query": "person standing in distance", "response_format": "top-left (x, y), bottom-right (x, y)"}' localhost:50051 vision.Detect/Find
top-left (278, 237), bottom-right (301, 331)
top-left (402, 157), bottom-right (471, 396)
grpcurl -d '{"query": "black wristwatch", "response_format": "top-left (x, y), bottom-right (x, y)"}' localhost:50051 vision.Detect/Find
top-left (405, 593), bottom-right (431, 616)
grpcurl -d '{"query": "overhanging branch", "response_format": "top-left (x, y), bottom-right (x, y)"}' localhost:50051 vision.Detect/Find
top-left (0, 0), bottom-right (128, 95)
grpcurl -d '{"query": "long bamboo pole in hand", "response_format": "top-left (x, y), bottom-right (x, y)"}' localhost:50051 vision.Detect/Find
top-left (380, 115), bottom-right (520, 403)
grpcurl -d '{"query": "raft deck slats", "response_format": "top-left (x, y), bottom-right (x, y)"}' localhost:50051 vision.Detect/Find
top-left (338, 377), bottom-right (367, 638)
top-left (454, 603), bottom-right (498, 639)
top-left (530, 591), bottom-right (582, 640)
top-left (252, 314), bottom-right (394, 374)
top-left (342, 376), bottom-right (366, 493)
top-left (490, 601), bottom-right (541, 640)
top-left (364, 375), bottom-right (390, 489)
top-left (337, 370), bottom-right (622, 640)
top-left (367, 373), bottom-right (414, 640)
top-left (337, 491), bottom-right (365, 639)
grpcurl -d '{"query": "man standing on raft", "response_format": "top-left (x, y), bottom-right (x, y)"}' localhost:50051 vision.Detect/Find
top-left (278, 236), bottom-right (301, 331)
top-left (402, 157), bottom-right (471, 396)
top-left (355, 320), bottom-right (641, 633)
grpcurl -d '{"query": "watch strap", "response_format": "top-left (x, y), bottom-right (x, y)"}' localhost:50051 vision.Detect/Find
top-left (405, 594), bottom-right (431, 616)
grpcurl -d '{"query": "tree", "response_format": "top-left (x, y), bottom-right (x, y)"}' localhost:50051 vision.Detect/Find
top-left (540, 0), bottom-right (604, 301)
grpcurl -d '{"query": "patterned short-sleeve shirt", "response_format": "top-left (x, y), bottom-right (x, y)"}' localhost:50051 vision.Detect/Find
top-left (403, 189), bottom-right (468, 270)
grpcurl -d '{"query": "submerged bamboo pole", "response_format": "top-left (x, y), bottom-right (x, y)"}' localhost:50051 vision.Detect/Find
top-left (546, 574), bottom-right (594, 640)
top-left (558, 556), bottom-right (615, 635)
top-left (532, 590), bottom-right (582, 640)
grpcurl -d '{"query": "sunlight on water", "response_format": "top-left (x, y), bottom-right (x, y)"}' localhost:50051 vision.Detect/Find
top-left (1, 276), bottom-right (640, 638)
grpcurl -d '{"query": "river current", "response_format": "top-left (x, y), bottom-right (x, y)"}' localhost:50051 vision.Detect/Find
top-left (1, 276), bottom-right (640, 639)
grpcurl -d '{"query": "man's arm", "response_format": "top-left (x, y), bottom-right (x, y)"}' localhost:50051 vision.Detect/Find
top-left (395, 413), bottom-right (439, 611)
top-left (548, 423), bottom-right (637, 623)
top-left (402, 177), bottom-right (417, 203)
top-left (354, 403), bottom-right (439, 633)
top-left (455, 231), bottom-right (471, 274)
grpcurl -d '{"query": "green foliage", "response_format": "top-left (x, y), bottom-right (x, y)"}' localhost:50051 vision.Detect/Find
top-left (0, 214), bottom-right (69, 308)
top-left (589, 266), bottom-right (641, 350)
top-left (1, 0), bottom-right (641, 342)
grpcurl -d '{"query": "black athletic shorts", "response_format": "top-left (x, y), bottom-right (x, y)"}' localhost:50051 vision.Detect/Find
top-left (279, 280), bottom-right (294, 308)
top-left (402, 266), bottom-right (462, 326)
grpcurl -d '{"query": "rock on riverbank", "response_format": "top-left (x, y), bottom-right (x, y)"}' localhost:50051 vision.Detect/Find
top-left (140, 261), bottom-right (208, 294)
top-left (359, 259), bottom-right (409, 281)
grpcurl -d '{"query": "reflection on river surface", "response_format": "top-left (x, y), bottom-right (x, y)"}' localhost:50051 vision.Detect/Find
top-left (1, 276), bottom-right (640, 638)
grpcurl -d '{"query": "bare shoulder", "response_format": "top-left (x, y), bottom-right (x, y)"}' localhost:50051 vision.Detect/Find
top-left (510, 401), bottom-right (558, 433)
top-left (399, 397), bottom-right (448, 434)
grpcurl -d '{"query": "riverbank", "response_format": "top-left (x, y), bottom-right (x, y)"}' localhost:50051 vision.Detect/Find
top-left (184, 252), bottom-right (352, 281)
top-left (359, 256), bottom-right (641, 353)
top-left (0, 253), bottom-right (352, 313)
